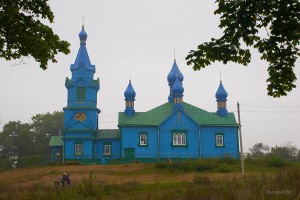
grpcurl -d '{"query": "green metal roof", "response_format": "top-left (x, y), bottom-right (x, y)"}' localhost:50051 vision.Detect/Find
top-left (97, 129), bottom-right (120, 139)
top-left (49, 136), bottom-right (63, 146)
top-left (118, 102), bottom-right (237, 127)
top-left (118, 104), bottom-right (172, 126)
top-left (183, 102), bottom-right (237, 126)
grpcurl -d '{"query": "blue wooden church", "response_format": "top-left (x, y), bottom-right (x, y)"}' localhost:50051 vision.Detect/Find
top-left (49, 26), bottom-right (239, 164)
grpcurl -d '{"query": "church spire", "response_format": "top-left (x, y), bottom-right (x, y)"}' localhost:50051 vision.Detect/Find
top-left (124, 80), bottom-right (136, 116)
top-left (215, 80), bottom-right (228, 117)
top-left (70, 25), bottom-right (95, 76)
top-left (65, 25), bottom-right (100, 108)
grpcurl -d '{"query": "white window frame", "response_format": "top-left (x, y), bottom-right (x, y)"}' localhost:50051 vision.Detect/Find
top-left (173, 132), bottom-right (186, 146)
top-left (216, 135), bottom-right (224, 147)
top-left (139, 134), bottom-right (147, 146)
top-left (104, 144), bottom-right (111, 156)
top-left (74, 143), bottom-right (83, 156)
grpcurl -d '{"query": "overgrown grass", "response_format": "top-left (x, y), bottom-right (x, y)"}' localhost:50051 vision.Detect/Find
top-left (0, 167), bottom-right (299, 199)
top-left (0, 159), bottom-right (299, 199)
top-left (155, 156), bottom-right (290, 173)
top-left (156, 157), bottom-right (238, 173)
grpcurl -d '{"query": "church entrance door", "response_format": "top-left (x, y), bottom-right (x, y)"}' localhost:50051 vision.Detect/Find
top-left (124, 148), bottom-right (135, 163)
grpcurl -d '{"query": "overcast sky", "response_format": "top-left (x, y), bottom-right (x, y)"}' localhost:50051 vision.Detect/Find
top-left (0, 0), bottom-right (299, 151)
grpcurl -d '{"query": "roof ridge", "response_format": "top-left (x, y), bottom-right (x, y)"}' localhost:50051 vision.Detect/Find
top-left (183, 101), bottom-right (237, 125)
top-left (119, 101), bottom-right (237, 126)
top-left (119, 102), bottom-right (172, 126)
top-left (182, 101), bottom-right (210, 113)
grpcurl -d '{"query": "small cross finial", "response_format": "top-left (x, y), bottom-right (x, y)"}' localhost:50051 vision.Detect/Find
top-left (174, 48), bottom-right (176, 60)
top-left (220, 71), bottom-right (222, 82)
top-left (82, 15), bottom-right (85, 28)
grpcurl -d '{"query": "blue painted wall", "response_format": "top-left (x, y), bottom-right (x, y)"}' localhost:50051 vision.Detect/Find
top-left (159, 110), bottom-right (199, 159)
top-left (200, 126), bottom-right (239, 158)
top-left (95, 139), bottom-right (120, 160)
top-left (64, 139), bottom-right (94, 160)
top-left (121, 126), bottom-right (158, 158)
top-left (119, 110), bottom-right (239, 160)
top-left (64, 109), bottom-right (99, 130)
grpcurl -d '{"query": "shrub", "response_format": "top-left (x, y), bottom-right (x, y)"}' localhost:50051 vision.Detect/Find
top-left (156, 159), bottom-right (230, 172)
top-left (217, 163), bottom-right (231, 173)
top-left (194, 159), bottom-right (215, 171)
top-left (220, 156), bottom-right (237, 164)
top-left (265, 156), bottom-right (286, 168)
top-left (170, 161), bottom-right (190, 171)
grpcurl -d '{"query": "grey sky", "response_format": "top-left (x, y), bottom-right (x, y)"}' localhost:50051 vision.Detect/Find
top-left (0, 0), bottom-right (299, 151)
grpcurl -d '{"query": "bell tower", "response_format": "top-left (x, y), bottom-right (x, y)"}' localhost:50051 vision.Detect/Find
top-left (62, 25), bottom-right (100, 161)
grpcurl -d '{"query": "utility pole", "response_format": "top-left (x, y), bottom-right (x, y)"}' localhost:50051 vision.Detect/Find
top-left (237, 102), bottom-right (244, 176)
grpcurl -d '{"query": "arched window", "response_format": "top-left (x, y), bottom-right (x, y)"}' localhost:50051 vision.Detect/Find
top-left (178, 134), bottom-right (182, 145)
top-left (182, 133), bottom-right (186, 145)
top-left (173, 133), bottom-right (178, 145)
top-left (172, 130), bottom-right (187, 146)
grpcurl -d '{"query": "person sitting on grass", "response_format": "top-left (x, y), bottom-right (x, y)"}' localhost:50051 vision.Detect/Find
top-left (61, 173), bottom-right (66, 187)
top-left (66, 174), bottom-right (71, 186)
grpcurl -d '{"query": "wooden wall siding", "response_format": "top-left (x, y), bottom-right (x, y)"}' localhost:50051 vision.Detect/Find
top-left (121, 127), bottom-right (158, 158)
top-left (200, 126), bottom-right (239, 158)
top-left (159, 110), bottom-right (199, 158)
top-left (64, 140), bottom-right (94, 159)
top-left (64, 109), bottom-right (98, 130)
top-left (95, 139), bottom-right (120, 159)
top-left (120, 111), bottom-right (239, 160)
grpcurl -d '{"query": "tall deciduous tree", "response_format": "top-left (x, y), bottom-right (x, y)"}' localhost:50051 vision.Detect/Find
top-left (270, 142), bottom-right (299, 159)
top-left (31, 111), bottom-right (64, 155)
top-left (186, 0), bottom-right (300, 97)
top-left (249, 142), bottom-right (270, 158)
top-left (0, 121), bottom-right (34, 168)
top-left (0, 111), bottom-right (63, 168)
top-left (0, 0), bottom-right (70, 69)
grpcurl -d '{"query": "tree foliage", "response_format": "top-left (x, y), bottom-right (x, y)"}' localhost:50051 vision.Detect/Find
top-left (0, 0), bottom-right (70, 69)
top-left (186, 0), bottom-right (300, 97)
top-left (0, 121), bottom-right (34, 168)
top-left (249, 142), bottom-right (270, 157)
top-left (0, 111), bottom-right (63, 168)
top-left (248, 142), bottom-right (299, 160)
top-left (31, 111), bottom-right (64, 155)
top-left (270, 142), bottom-right (299, 159)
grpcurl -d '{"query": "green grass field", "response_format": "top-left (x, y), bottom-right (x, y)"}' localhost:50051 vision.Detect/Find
top-left (0, 159), bottom-right (299, 199)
